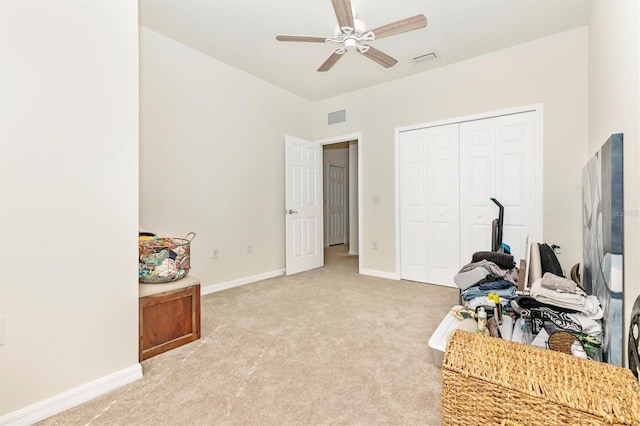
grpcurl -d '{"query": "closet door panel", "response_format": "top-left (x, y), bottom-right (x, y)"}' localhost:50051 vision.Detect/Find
top-left (426, 124), bottom-right (459, 286)
top-left (407, 221), bottom-right (426, 266)
top-left (495, 112), bottom-right (537, 262)
top-left (399, 129), bottom-right (429, 282)
top-left (459, 119), bottom-right (496, 265)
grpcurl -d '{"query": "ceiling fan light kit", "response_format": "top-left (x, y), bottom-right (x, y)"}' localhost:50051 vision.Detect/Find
top-left (275, 0), bottom-right (427, 72)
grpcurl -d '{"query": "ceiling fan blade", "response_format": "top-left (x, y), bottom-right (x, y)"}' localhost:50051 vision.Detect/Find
top-left (359, 46), bottom-right (398, 68)
top-left (317, 52), bottom-right (344, 72)
top-left (370, 14), bottom-right (427, 40)
top-left (276, 35), bottom-right (327, 43)
top-left (331, 0), bottom-right (354, 29)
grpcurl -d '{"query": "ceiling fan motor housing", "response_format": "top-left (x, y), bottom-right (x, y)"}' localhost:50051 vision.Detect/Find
top-left (331, 18), bottom-right (374, 52)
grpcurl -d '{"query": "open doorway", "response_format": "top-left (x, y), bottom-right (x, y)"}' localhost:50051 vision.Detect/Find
top-left (322, 139), bottom-right (359, 264)
top-left (322, 139), bottom-right (358, 266)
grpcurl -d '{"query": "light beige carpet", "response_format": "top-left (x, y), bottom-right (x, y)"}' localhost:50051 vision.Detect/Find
top-left (39, 245), bottom-right (459, 425)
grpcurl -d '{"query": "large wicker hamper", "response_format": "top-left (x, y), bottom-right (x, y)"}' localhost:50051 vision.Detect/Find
top-left (441, 329), bottom-right (640, 425)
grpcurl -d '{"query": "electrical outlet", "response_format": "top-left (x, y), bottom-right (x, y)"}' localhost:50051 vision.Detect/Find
top-left (372, 241), bottom-right (379, 250)
top-left (247, 244), bottom-right (253, 255)
top-left (212, 249), bottom-right (219, 259)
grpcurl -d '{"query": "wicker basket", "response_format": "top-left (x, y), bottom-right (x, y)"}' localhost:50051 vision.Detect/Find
top-left (441, 329), bottom-right (640, 425)
top-left (138, 232), bottom-right (195, 283)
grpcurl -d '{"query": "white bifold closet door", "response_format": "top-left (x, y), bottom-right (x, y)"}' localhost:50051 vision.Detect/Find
top-left (400, 124), bottom-right (460, 286)
top-left (399, 111), bottom-right (537, 287)
top-left (459, 112), bottom-right (537, 265)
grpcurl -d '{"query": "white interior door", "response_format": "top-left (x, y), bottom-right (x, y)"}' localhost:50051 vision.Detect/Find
top-left (328, 165), bottom-right (346, 246)
top-left (399, 124), bottom-right (459, 287)
top-left (459, 119), bottom-right (497, 265)
top-left (285, 135), bottom-right (323, 275)
top-left (459, 111), bottom-right (537, 264)
top-left (426, 124), bottom-right (460, 285)
top-left (400, 129), bottom-right (428, 282)
top-left (494, 112), bottom-right (537, 263)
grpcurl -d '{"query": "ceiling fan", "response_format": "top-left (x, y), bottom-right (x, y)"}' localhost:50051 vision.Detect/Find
top-left (276, 0), bottom-right (427, 72)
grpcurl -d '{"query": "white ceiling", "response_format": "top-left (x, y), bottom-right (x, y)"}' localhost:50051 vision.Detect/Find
top-left (139, 0), bottom-right (591, 101)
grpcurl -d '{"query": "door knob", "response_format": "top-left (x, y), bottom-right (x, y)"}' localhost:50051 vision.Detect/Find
top-left (287, 209), bottom-right (298, 214)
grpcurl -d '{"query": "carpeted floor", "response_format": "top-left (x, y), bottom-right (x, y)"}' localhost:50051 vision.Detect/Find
top-left (39, 245), bottom-right (459, 425)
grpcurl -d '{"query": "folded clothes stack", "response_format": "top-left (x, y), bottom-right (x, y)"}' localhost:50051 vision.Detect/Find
top-left (454, 252), bottom-right (519, 309)
top-left (515, 272), bottom-right (603, 349)
top-left (530, 273), bottom-right (602, 317)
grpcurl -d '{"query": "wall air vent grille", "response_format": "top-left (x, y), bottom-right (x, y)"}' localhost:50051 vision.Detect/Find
top-left (328, 109), bottom-right (346, 125)
top-left (412, 52), bottom-right (437, 64)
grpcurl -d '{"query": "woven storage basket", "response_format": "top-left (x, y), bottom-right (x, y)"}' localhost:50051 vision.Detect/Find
top-left (138, 232), bottom-right (195, 283)
top-left (441, 329), bottom-right (640, 426)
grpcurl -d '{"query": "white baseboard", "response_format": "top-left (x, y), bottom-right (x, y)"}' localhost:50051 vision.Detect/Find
top-left (359, 268), bottom-right (400, 280)
top-left (201, 269), bottom-right (285, 296)
top-left (0, 364), bottom-right (142, 426)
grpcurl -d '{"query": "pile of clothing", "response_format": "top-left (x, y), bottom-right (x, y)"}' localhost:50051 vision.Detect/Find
top-left (453, 244), bottom-right (604, 358)
top-left (138, 235), bottom-right (191, 283)
top-left (454, 251), bottom-right (520, 310)
top-left (515, 272), bottom-right (603, 349)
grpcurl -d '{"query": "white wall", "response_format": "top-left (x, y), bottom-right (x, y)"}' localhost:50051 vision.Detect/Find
top-left (588, 0), bottom-right (640, 363)
top-left (311, 28), bottom-right (589, 276)
top-left (0, 0), bottom-right (140, 418)
top-left (139, 28), bottom-right (313, 290)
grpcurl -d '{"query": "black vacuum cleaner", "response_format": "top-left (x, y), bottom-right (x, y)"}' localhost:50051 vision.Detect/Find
top-left (490, 198), bottom-right (509, 253)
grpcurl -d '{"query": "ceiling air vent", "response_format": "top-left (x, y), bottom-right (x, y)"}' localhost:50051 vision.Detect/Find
top-left (412, 52), bottom-right (437, 64)
top-left (328, 109), bottom-right (346, 125)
